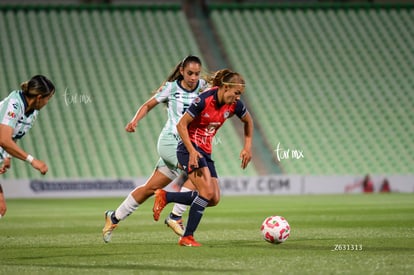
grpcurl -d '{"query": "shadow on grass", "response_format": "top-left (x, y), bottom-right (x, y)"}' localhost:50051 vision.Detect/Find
top-left (2, 262), bottom-right (241, 273)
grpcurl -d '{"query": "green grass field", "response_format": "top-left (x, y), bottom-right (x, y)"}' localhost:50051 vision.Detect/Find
top-left (1, 194), bottom-right (413, 274)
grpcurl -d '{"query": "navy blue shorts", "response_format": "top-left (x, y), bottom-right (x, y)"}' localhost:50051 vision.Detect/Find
top-left (177, 141), bottom-right (218, 178)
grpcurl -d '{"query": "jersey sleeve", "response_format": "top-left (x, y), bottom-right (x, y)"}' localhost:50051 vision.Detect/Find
top-left (154, 81), bottom-right (173, 103)
top-left (0, 96), bottom-right (21, 128)
top-left (186, 95), bottom-right (206, 118)
top-left (235, 100), bottom-right (248, 119)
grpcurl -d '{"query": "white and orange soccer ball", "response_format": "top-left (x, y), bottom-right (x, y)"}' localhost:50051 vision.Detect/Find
top-left (261, 215), bottom-right (290, 244)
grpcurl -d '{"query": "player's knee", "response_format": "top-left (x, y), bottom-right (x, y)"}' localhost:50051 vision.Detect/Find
top-left (208, 197), bottom-right (220, 206)
top-left (199, 189), bottom-right (215, 201)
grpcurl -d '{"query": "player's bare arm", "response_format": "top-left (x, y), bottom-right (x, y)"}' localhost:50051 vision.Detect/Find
top-left (240, 112), bottom-right (253, 169)
top-left (0, 124), bottom-right (48, 174)
top-left (176, 112), bottom-right (201, 169)
top-left (125, 97), bottom-right (159, 132)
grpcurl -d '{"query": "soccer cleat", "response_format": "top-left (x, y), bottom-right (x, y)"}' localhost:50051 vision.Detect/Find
top-left (153, 189), bottom-right (167, 221)
top-left (102, 210), bottom-right (118, 243)
top-left (165, 216), bottom-right (185, 236)
top-left (178, 235), bottom-right (201, 247)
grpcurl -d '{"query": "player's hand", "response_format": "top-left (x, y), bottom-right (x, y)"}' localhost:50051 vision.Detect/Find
top-left (0, 157), bottom-right (11, 174)
top-left (240, 148), bottom-right (252, 169)
top-left (125, 121), bottom-right (137, 132)
top-left (31, 159), bottom-right (48, 175)
top-left (188, 149), bottom-right (202, 171)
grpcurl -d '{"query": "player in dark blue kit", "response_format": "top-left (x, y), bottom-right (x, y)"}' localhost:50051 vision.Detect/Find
top-left (153, 69), bottom-right (254, 246)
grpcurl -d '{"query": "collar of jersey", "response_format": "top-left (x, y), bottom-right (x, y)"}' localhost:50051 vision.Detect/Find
top-left (212, 88), bottom-right (225, 108)
top-left (19, 91), bottom-right (35, 116)
top-left (176, 79), bottom-right (200, 93)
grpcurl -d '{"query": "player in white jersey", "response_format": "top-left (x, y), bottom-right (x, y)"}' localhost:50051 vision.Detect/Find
top-left (102, 56), bottom-right (209, 242)
top-left (0, 75), bottom-right (55, 217)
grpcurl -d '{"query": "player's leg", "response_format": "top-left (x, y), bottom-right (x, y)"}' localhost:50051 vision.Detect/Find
top-left (102, 164), bottom-right (173, 243)
top-left (153, 144), bottom-right (215, 246)
top-left (208, 177), bottom-right (220, 207)
top-left (178, 166), bottom-right (213, 246)
top-left (178, 155), bottom-right (219, 245)
top-left (152, 142), bottom-right (203, 222)
top-left (155, 133), bottom-right (194, 235)
top-left (206, 156), bottom-right (220, 207)
top-left (115, 167), bottom-right (173, 220)
top-left (165, 178), bottom-right (196, 235)
top-left (103, 132), bottom-right (180, 243)
top-left (151, 167), bottom-right (211, 246)
top-left (166, 161), bottom-right (220, 235)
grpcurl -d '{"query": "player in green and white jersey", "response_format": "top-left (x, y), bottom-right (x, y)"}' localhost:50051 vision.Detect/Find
top-left (0, 75), bottom-right (55, 218)
top-left (103, 56), bottom-right (209, 242)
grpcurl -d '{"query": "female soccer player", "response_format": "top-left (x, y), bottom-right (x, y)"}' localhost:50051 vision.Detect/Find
top-left (102, 55), bottom-right (211, 242)
top-left (0, 75), bottom-right (55, 217)
top-left (152, 69), bottom-right (253, 246)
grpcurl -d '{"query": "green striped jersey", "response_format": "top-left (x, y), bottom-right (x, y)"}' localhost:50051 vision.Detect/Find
top-left (155, 79), bottom-right (208, 135)
top-left (0, 91), bottom-right (38, 160)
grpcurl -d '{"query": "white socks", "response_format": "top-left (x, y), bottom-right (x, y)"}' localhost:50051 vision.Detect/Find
top-left (113, 186), bottom-right (192, 221)
top-left (171, 187), bottom-right (191, 217)
top-left (114, 193), bottom-right (139, 221)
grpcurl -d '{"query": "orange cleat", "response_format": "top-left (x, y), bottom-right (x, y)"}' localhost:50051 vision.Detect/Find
top-left (178, 235), bottom-right (201, 247)
top-left (153, 189), bottom-right (167, 221)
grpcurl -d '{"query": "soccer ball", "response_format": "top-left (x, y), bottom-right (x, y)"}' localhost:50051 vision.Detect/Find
top-left (261, 215), bottom-right (290, 244)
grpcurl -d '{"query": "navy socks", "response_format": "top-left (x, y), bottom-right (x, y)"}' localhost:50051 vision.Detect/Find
top-left (166, 190), bottom-right (198, 205)
top-left (183, 196), bottom-right (209, 237)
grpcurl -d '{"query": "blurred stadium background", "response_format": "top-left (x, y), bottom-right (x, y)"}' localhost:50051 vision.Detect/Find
top-left (0, 0), bottom-right (412, 193)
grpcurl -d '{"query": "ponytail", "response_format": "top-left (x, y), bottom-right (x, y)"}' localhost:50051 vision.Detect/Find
top-left (20, 81), bottom-right (29, 93)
